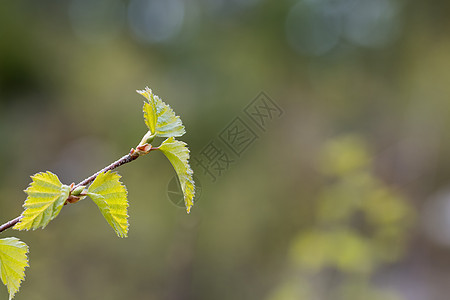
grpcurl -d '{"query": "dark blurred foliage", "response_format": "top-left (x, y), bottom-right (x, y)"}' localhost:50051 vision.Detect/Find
top-left (1, 0), bottom-right (450, 299)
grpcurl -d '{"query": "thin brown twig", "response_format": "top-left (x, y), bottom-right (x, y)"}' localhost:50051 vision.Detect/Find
top-left (0, 217), bottom-right (22, 233)
top-left (72, 151), bottom-right (139, 190)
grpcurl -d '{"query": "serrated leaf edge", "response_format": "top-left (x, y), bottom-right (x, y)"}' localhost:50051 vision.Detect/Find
top-left (137, 86), bottom-right (185, 138)
top-left (0, 237), bottom-right (29, 300)
top-left (13, 172), bottom-right (70, 231)
top-left (87, 171), bottom-right (129, 238)
top-left (158, 137), bottom-right (195, 213)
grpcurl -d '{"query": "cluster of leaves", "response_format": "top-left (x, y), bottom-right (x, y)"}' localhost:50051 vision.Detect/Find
top-left (0, 87), bottom-right (195, 299)
top-left (139, 87), bottom-right (195, 213)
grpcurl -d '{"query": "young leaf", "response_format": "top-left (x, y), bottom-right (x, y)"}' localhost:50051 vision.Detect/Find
top-left (87, 171), bottom-right (129, 238)
top-left (137, 87), bottom-right (185, 138)
top-left (14, 172), bottom-right (70, 230)
top-left (0, 238), bottom-right (29, 300)
top-left (142, 91), bottom-right (157, 138)
top-left (158, 137), bottom-right (195, 213)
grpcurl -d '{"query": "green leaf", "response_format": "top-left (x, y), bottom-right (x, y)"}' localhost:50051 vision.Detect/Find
top-left (14, 171), bottom-right (70, 230)
top-left (0, 238), bottom-right (29, 300)
top-left (142, 91), bottom-right (157, 137)
top-left (87, 171), bottom-right (129, 238)
top-left (137, 87), bottom-right (185, 138)
top-left (158, 137), bottom-right (195, 213)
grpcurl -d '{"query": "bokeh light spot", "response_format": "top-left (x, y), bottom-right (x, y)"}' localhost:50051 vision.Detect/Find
top-left (285, 0), bottom-right (341, 56)
top-left (342, 0), bottom-right (402, 48)
top-left (128, 0), bottom-right (185, 44)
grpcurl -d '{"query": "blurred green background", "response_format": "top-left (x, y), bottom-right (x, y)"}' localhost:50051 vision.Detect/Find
top-left (1, 0), bottom-right (450, 299)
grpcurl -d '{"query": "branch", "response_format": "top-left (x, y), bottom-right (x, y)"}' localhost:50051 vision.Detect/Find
top-left (0, 217), bottom-right (22, 233)
top-left (0, 144), bottom-right (156, 234)
top-left (73, 151), bottom-right (139, 190)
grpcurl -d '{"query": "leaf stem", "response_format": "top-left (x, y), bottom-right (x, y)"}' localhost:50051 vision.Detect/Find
top-left (0, 145), bottom-right (158, 234)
